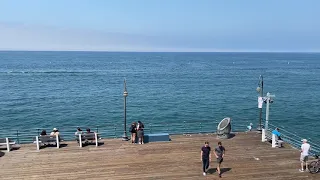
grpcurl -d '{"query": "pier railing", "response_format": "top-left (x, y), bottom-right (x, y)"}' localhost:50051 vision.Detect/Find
top-left (0, 119), bottom-right (249, 144)
top-left (267, 123), bottom-right (320, 156)
top-left (1, 120), bottom-right (319, 156)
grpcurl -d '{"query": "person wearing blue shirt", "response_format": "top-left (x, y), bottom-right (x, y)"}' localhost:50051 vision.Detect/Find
top-left (272, 128), bottom-right (281, 140)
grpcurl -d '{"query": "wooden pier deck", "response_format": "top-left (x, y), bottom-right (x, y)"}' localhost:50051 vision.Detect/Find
top-left (0, 132), bottom-right (318, 180)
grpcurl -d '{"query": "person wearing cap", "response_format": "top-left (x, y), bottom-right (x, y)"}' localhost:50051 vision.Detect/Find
top-left (299, 139), bottom-right (311, 172)
top-left (50, 128), bottom-right (60, 136)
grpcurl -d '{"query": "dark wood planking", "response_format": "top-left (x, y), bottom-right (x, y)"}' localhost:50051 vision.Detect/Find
top-left (0, 132), bottom-right (318, 180)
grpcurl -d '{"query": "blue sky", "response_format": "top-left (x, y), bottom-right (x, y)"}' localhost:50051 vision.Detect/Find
top-left (0, 0), bottom-right (319, 52)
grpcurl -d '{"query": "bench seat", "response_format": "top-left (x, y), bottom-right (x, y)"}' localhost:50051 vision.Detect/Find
top-left (144, 133), bottom-right (170, 143)
top-left (0, 138), bottom-right (16, 152)
top-left (33, 135), bottom-right (63, 150)
top-left (75, 133), bottom-right (100, 147)
top-left (262, 130), bottom-right (283, 148)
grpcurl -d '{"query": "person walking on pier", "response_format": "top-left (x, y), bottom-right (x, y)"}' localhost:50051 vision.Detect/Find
top-left (214, 141), bottom-right (225, 178)
top-left (299, 139), bottom-right (310, 172)
top-left (201, 141), bottom-right (211, 176)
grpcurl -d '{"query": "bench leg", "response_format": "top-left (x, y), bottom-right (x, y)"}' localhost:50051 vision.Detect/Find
top-left (6, 138), bottom-right (10, 152)
top-left (95, 133), bottom-right (98, 147)
top-left (262, 129), bottom-right (266, 142)
top-left (56, 134), bottom-right (60, 148)
top-left (36, 136), bottom-right (40, 151)
top-left (272, 134), bottom-right (276, 148)
top-left (79, 134), bottom-right (82, 148)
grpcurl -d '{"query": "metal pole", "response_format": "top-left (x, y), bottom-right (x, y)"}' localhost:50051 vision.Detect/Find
top-left (122, 79), bottom-right (129, 141)
top-left (257, 75), bottom-right (263, 131)
top-left (265, 92), bottom-right (270, 132)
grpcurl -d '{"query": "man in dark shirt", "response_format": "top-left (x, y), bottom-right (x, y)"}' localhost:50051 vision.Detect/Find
top-left (200, 141), bottom-right (211, 176)
top-left (214, 141), bottom-right (225, 178)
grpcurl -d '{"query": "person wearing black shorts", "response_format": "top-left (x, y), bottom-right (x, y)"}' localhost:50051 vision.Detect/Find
top-left (201, 141), bottom-right (211, 176)
top-left (214, 141), bottom-right (225, 178)
top-left (129, 122), bottom-right (137, 143)
top-left (137, 121), bottom-right (144, 144)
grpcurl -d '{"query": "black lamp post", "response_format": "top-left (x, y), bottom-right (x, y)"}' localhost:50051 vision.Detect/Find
top-left (256, 75), bottom-right (263, 131)
top-left (122, 79), bottom-right (129, 141)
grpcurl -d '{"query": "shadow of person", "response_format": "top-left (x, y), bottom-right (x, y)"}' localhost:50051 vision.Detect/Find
top-left (0, 151), bottom-right (5, 157)
top-left (221, 167), bottom-right (232, 175)
top-left (207, 168), bottom-right (216, 174)
top-left (206, 167), bottom-right (232, 175)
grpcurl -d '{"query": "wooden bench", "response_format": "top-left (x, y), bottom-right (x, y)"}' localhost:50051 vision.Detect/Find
top-left (75, 133), bottom-right (100, 147)
top-left (144, 133), bottom-right (170, 143)
top-left (0, 138), bottom-right (16, 152)
top-left (262, 129), bottom-right (283, 148)
top-left (33, 135), bottom-right (63, 151)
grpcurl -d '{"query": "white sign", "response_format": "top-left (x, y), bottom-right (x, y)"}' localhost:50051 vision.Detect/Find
top-left (258, 96), bottom-right (263, 108)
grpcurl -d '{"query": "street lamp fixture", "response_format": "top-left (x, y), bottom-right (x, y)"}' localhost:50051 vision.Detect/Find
top-left (257, 75), bottom-right (264, 131)
top-left (122, 79), bottom-right (129, 141)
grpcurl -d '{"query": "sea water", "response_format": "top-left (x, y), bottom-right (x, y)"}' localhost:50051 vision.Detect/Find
top-left (0, 51), bottom-right (319, 142)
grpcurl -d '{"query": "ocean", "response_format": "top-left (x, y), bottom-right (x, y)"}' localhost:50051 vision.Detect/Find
top-left (0, 51), bottom-right (319, 143)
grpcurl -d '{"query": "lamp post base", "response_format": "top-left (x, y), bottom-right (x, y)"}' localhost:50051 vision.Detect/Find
top-left (122, 132), bottom-right (129, 141)
top-left (257, 125), bottom-right (263, 133)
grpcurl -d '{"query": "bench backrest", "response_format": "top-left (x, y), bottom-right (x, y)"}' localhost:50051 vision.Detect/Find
top-left (265, 131), bottom-right (272, 138)
top-left (0, 138), bottom-right (14, 143)
top-left (75, 133), bottom-right (96, 141)
top-left (33, 135), bottom-right (61, 142)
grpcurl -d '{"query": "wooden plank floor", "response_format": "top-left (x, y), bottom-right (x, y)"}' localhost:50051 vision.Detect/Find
top-left (0, 132), bottom-right (318, 180)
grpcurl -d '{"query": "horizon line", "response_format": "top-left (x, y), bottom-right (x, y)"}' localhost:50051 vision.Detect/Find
top-left (0, 50), bottom-right (319, 53)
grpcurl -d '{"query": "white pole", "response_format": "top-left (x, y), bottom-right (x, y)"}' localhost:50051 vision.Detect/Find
top-left (36, 136), bottom-right (40, 151)
top-left (95, 133), bottom-right (98, 147)
top-left (56, 134), bottom-right (59, 148)
top-left (265, 92), bottom-right (270, 133)
top-left (6, 138), bottom-right (10, 152)
top-left (79, 134), bottom-right (82, 148)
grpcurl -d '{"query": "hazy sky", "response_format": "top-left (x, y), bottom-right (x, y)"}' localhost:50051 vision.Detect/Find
top-left (0, 0), bottom-right (319, 52)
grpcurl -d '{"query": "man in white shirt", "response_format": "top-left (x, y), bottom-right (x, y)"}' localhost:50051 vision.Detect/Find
top-left (299, 139), bottom-right (311, 172)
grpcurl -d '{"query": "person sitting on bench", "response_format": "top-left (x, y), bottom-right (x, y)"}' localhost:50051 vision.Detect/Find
top-left (86, 128), bottom-right (94, 134)
top-left (50, 128), bottom-right (60, 136)
top-left (272, 128), bottom-right (283, 147)
top-left (40, 130), bottom-right (47, 136)
top-left (75, 127), bottom-right (83, 135)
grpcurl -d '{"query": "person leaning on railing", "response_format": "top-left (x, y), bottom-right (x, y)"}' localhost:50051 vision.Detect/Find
top-left (129, 122), bottom-right (137, 144)
top-left (137, 121), bottom-right (144, 144)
